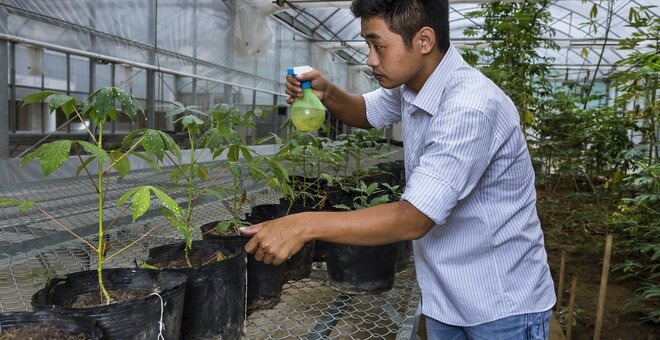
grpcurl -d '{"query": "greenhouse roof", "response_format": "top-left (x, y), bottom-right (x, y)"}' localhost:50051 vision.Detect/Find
top-left (273, 0), bottom-right (659, 78)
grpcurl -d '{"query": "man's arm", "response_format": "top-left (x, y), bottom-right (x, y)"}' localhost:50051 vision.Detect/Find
top-left (286, 71), bottom-right (372, 128)
top-left (241, 200), bottom-right (434, 265)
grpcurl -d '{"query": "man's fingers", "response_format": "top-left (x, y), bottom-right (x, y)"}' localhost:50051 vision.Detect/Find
top-left (239, 223), bottom-right (262, 236)
top-left (244, 236), bottom-right (258, 254)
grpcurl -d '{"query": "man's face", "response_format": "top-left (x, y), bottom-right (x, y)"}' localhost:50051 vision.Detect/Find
top-left (361, 17), bottom-right (422, 90)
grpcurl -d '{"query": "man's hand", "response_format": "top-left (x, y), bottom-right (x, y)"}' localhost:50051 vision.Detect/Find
top-left (240, 213), bottom-right (309, 265)
top-left (285, 70), bottom-right (330, 105)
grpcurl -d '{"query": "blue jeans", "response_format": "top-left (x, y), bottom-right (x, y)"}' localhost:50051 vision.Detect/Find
top-left (425, 310), bottom-right (552, 340)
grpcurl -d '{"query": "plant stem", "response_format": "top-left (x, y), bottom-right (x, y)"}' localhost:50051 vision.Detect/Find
top-left (185, 129), bottom-right (195, 268)
top-left (96, 125), bottom-right (110, 305)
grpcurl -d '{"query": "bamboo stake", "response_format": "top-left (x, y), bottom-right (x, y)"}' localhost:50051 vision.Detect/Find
top-left (594, 233), bottom-right (614, 340)
top-left (556, 250), bottom-right (566, 312)
top-left (566, 277), bottom-right (578, 340)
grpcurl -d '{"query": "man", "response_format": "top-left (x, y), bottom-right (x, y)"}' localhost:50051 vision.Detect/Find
top-left (240, 0), bottom-right (555, 338)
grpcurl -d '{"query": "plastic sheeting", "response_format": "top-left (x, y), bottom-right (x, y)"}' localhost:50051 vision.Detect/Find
top-left (2, 0), bottom-right (325, 97)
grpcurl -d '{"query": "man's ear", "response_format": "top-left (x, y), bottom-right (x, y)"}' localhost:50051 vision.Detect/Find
top-left (418, 27), bottom-right (436, 54)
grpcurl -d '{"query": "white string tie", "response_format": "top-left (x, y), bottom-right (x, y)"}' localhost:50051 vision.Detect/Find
top-left (150, 292), bottom-right (166, 340)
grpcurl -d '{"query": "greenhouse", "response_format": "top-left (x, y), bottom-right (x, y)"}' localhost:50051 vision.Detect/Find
top-left (0, 0), bottom-right (657, 339)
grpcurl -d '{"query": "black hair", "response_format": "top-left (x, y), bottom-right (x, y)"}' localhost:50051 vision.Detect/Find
top-left (350, 0), bottom-right (450, 53)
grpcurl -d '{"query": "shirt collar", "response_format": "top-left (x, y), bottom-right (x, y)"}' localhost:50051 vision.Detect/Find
top-left (401, 44), bottom-right (463, 116)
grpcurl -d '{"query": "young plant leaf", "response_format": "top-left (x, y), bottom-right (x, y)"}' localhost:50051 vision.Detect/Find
top-left (110, 150), bottom-right (131, 178)
top-left (113, 87), bottom-right (138, 120)
top-left (48, 94), bottom-right (78, 117)
top-left (78, 141), bottom-right (108, 164)
top-left (20, 91), bottom-right (59, 107)
top-left (20, 140), bottom-right (73, 178)
top-left (0, 199), bottom-right (36, 213)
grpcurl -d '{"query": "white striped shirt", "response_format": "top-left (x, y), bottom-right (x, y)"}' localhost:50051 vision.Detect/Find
top-left (364, 45), bottom-right (555, 326)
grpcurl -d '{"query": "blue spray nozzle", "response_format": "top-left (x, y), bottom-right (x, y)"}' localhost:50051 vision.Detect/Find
top-left (288, 65), bottom-right (313, 89)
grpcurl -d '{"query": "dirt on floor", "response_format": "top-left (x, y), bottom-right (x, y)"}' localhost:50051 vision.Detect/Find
top-left (541, 203), bottom-right (660, 340)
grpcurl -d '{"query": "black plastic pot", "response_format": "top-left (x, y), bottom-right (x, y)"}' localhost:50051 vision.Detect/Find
top-left (246, 204), bottom-right (316, 281)
top-left (286, 240), bottom-right (315, 281)
top-left (325, 183), bottom-right (362, 208)
top-left (201, 222), bottom-right (286, 313)
top-left (313, 240), bottom-right (330, 263)
top-left (325, 242), bottom-right (399, 294)
top-left (376, 161), bottom-right (406, 188)
top-left (0, 311), bottom-right (102, 339)
top-left (147, 240), bottom-right (246, 340)
top-left (395, 240), bottom-right (413, 272)
top-left (32, 268), bottom-right (186, 340)
top-left (247, 203), bottom-right (282, 221)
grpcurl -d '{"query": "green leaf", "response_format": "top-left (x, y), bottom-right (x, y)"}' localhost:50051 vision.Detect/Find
top-left (227, 161), bottom-right (242, 179)
top-left (197, 164), bottom-right (209, 181)
top-left (200, 129), bottom-right (225, 151)
top-left (0, 199), bottom-right (36, 213)
top-left (139, 263), bottom-right (160, 270)
top-left (217, 124), bottom-right (231, 141)
top-left (256, 133), bottom-right (281, 145)
top-left (157, 131), bottom-right (182, 162)
top-left (240, 146), bottom-right (254, 161)
top-left (162, 208), bottom-right (192, 245)
top-left (214, 221), bottom-right (233, 234)
top-left (151, 187), bottom-right (184, 219)
top-left (78, 141), bottom-right (108, 163)
top-left (369, 194), bottom-right (390, 207)
top-left (128, 186), bottom-right (150, 222)
top-left (113, 88), bottom-right (137, 120)
top-left (590, 4), bottom-right (598, 18)
top-left (110, 150), bottom-right (131, 178)
top-left (141, 130), bottom-right (167, 161)
top-left (48, 94), bottom-right (78, 117)
top-left (228, 145), bottom-right (239, 162)
top-left (91, 87), bottom-right (117, 123)
top-left (178, 115), bottom-right (205, 128)
top-left (21, 91), bottom-right (59, 107)
top-left (20, 140), bottom-right (73, 178)
top-left (165, 105), bottom-right (186, 117)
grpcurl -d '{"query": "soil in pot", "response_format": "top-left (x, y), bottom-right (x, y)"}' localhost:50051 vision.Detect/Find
top-left (325, 242), bottom-right (399, 294)
top-left (201, 222), bottom-right (286, 314)
top-left (0, 311), bottom-right (101, 340)
top-left (31, 268), bottom-right (187, 340)
top-left (148, 240), bottom-right (246, 340)
top-left (67, 289), bottom-right (154, 308)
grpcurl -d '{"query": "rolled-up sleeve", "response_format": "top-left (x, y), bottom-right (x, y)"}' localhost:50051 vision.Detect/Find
top-left (401, 106), bottom-right (495, 225)
top-left (363, 88), bottom-right (402, 128)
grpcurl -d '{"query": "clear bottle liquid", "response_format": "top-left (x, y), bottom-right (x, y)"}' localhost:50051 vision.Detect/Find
top-left (288, 66), bottom-right (325, 131)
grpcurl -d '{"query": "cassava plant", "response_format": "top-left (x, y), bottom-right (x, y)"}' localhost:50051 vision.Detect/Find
top-left (333, 181), bottom-right (391, 211)
top-left (267, 131), bottom-right (339, 211)
top-left (155, 101), bottom-right (223, 267)
top-left (203, 106), bottom-right (289, 235)
top-left (0, 88), bottom-right (184, 304)
top-left (333, 128), bottom-right (390, 185)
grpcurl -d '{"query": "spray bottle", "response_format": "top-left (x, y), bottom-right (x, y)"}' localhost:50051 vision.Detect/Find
top-left (287, 65), bottom-right (326, 131)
